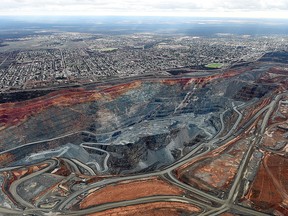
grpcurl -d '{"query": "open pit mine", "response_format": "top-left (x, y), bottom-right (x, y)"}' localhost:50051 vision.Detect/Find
top-left (0, 53), bottom-right (288, 216)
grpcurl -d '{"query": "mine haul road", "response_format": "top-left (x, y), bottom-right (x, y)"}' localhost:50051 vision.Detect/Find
top-left (4, 92), bottom-right (285, 216)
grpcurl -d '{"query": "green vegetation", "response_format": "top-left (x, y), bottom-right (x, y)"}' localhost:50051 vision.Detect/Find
top-left (98, 48), bottom-right (118, 52)
top-left (205, 63), bottom-right (223, 69)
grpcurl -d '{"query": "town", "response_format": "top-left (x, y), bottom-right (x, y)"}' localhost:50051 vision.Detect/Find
top-left (1, 32), bottom-right (287, 90)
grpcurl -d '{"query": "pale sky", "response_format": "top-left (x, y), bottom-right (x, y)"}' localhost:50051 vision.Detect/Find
top-left (1, 0), bottom-right (288, 18)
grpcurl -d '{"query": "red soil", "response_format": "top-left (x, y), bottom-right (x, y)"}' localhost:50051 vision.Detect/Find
top-left (87, 201), bottom-right (201, 216)
top-left (243, 153), bottom-right (288, 214)
top-left (79, 177), bottom-right (184, 209)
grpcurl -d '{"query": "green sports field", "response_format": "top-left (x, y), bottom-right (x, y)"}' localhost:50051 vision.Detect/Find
top-left (205, 63), bottom-right (223, 69)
